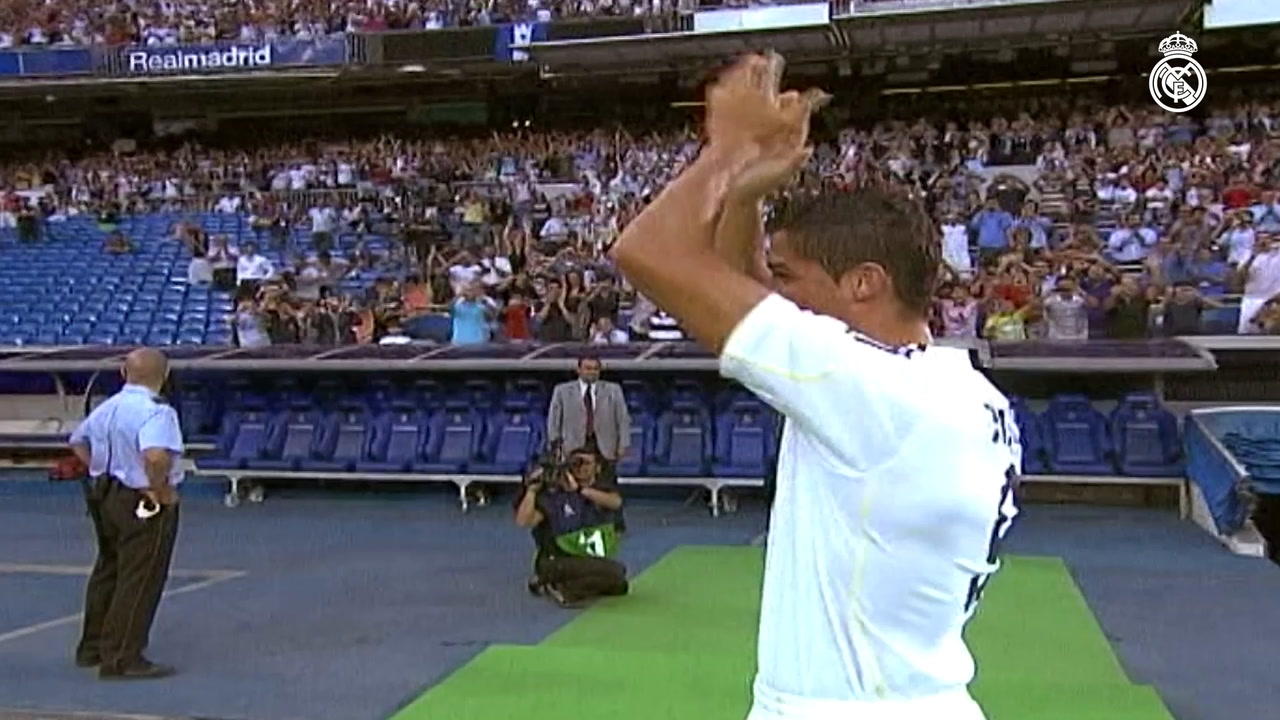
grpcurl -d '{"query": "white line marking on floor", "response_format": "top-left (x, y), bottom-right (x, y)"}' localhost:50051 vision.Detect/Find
top-left (0, 563), bottom-right (242, 580)
top-left (0, 568), bottom-right (246, 645)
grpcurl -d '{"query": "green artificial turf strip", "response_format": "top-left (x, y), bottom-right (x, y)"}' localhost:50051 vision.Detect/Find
top-left (545, 546), bottom-right (1131, 686)
top-left (392, 645), bottom-right (1172, 720)
top-left (389, 546), bottom-right (1171, 720)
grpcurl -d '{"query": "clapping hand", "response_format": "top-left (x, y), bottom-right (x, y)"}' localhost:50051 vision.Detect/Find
top-left (705, 51), bottom-right (830, 202)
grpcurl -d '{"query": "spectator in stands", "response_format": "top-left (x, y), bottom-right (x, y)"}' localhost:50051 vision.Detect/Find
top-left (514, 448), bottom-right (627, 609)
top-left (378, 318), bottom-right (412, 345)
top-left (1250, 190), bottom-right (1280, 234)
top-left (1042, 277), bottom-right (1090, 341)
top-left (229, 295), bottom-right (271, 348)
top-left (501, 290), bottom-right (534, 342)
top-left (449, 283), bottom-right (495, 345)
top-left (937, 283), bottom-right (980, 339)
top-left (1250, 296), bottom-right (1280, 334)
top-left (535, 279), bottom-right (576, 342)
top-left (588, 316), bottom-right (628, 345)
top-left (1157, 282), bottom-right (1222, 336)
top-left (970, 198), bottom-right (1013, 262)
top-left (1106, 215), bottom-right (1158, 264)
top-left (205, 236), bottom-right (238, 290)
top-left (1103, 276), bottom-right (1154, 339)
top-left (983, 297), bottom-right (1030, 341)
top-left (1235, 234), bottom-right (1280, 334)
top-left (235, 241), bottom-right (273, 291)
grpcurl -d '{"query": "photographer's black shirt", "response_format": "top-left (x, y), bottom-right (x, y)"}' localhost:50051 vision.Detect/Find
top-left (515, 476), bottom-right (619, 559)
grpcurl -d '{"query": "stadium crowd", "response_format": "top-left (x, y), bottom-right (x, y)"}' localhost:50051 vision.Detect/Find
top-left (0, 0), bottom-right (686, 47)
top-left (4, 93), bottom-right (1280, 346)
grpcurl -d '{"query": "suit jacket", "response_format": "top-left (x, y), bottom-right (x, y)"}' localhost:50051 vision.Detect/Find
top-left (547, 380), bottom-right (630, 459)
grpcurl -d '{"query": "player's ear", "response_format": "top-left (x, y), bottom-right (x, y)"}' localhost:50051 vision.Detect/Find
top-left (838, 263), bottom-right (886, 305)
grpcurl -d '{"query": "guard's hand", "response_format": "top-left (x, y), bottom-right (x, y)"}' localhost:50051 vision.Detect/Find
top-left (145, 486), bottom-right (179, 507)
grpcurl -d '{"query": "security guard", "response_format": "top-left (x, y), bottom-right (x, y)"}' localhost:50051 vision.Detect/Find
top-left (69, 348), bottom-right (184, 680)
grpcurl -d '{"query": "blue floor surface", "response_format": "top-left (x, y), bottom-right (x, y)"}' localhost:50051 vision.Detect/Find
top-left (0, 482), bottom-right (1277, 720)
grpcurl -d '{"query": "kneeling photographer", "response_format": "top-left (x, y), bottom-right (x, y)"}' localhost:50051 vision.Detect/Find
top-left (514, 446), bottom-right (629, 607)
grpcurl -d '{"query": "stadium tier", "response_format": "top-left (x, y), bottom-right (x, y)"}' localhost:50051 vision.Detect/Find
top-left (0, 337), bottom-right (1224, 372)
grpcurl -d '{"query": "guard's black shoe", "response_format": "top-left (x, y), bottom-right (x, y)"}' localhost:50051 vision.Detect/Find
top-left (99, 659), bottom-right (176, 681)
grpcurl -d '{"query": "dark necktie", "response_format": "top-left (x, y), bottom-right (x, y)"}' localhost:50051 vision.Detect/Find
top-left (584, 387), bottom-right (596, 439)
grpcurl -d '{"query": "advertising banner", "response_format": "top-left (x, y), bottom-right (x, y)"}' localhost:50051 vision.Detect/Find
top-left (104, 35), bottom-right (347, 76)
top-left (693, 2), bottom-right (830, 33)
top-left (0, 48), bottom-right (93, 78)
top-left (381, 27), bottom-right (500, 64)
top-left (494, 22), bottom-right (547, 62)
top-left (542, 17), bottom-right (652, 41)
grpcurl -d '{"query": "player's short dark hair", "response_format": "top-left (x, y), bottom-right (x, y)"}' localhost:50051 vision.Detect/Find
top-left (767, 188), bottom-right (941, 316)
top-left (577, 354), bottom-right (601, 368)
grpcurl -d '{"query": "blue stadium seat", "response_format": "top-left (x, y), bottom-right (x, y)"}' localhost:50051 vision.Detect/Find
top-left (200, 409), bottom-right (276, 470)
top-left (177, 387), bottom-right (218, 443)
top-left (648, 400), bottom-right (712, 477)
top-left (1044, 402), bottom-right (1113, 475)
top-left (1012, 404), bottom-right (1048, 475)
top-left (617, 411), bottom-right (654, 477)
top-left (303, 406), bottom-right (374, 472)
top-left (357, 406), bottom-right (428, 473)
top-left (712, 401), bottom-right (772, 478)
top-left (415, 402), bottom-right (483, 474)
top-left (470, 400), bottom-right (543, 474)
top-left (1111, 397), bottom-right (1182, 476)
top-left (251, 409), bottom-right (324, 471)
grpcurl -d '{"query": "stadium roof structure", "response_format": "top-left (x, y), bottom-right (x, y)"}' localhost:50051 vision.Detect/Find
top-left (529, 0), bottom-right (1195, 70)
top-left (0, 338), bottom-right (1238, 373)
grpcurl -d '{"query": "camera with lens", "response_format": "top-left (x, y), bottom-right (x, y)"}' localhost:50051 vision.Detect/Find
top-left (526, 442), bottom-right (567, 487)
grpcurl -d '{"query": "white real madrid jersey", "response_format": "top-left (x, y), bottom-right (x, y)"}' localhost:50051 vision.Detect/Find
top-left (719, 294), bottom-right (1020, 713)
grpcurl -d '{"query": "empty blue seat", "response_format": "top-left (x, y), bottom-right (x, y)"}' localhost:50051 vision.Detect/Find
top-left (303, 407), bottom-right (373, 472)
top-left (617, 412), bottom-right (654, 477)
top-left (1045, 403), bottom-right (1112, 475)
top-left (648, 401), bottom-right (711, 477)
top-left (415, 403), bottom-right (483, 474)
top-left (1012, 404), bottom-right (1048, 475)
top-left (470, 401), bottom-right (543, 474)
top-left (200, 409), bottom-right (276, 470)
top-left (1112, 398), bottom-right (1182, 476)
top-left (251, 409), bottom-right (324, 471)
top-left (712, 401), bottom-right (773, 478)
top-left (357, 407), bottom-right (427, 473)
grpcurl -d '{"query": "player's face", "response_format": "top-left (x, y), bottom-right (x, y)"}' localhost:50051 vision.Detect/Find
top-left (765, 230), bottom-right (845, 318)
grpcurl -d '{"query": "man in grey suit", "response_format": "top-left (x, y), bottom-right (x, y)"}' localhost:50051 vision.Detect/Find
top-left (547, 356), bottom-right (631, 499)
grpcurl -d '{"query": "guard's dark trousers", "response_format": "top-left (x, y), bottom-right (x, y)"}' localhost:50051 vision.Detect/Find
top-left (77, 478), bottom-right (179, 671)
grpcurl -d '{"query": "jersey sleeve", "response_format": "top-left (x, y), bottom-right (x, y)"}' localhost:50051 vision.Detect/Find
top-left (137, 407), bottom-right (184, 453)
top-left (718, 293), bottom-right (915, 467)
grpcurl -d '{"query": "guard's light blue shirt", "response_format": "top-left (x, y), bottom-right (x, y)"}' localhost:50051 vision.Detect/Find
top-left (69, 384), bottom-right (185, 489)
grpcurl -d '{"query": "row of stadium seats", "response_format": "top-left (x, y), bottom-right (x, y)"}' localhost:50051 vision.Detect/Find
top-left (184, 378), bottom-right (1183, 480)
top-left (1013, 393), bottom-right (1182, 477)
top-left (198, 396), bottom-right (781, 479)
top-left (0, 213), bottom-right (395, 346)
